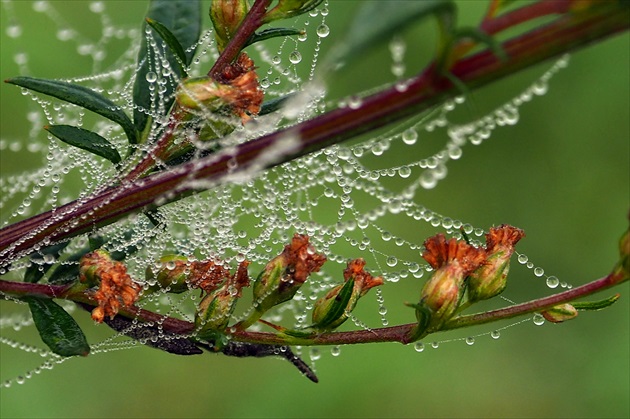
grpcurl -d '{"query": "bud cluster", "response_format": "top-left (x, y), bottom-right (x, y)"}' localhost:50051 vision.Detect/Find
top-left (79, 250), bottom-right (142, 323)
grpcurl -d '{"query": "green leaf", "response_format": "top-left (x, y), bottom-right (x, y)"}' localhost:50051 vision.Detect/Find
top-left (26, 297), bottom-right (90, 357)
top-left (133, 0), bottom-right (202, 138)
top-left (573, 294), bottom-right (621, 311)
top-left (259, 93), bottom-right (295, 116)
top-left (5, 76), bottom-right (137, 144)
top-left (314, 278), bottom-right (355, 329)
top-left (145, 17), bottom-right (189, 77)
top-left (328, 0), bottom-right (455, 66)
top-left (45, 125), bottom-right (122, 164)
top-left (245, 28), bottom-right (305, 47)
top-left (24, 241), bottom-right (71, 283)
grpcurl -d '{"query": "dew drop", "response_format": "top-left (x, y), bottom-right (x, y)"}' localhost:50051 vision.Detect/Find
top-left (316, 24), bottom-right (330, 38)
top-left (533, 267), bottom-right (544, 277)
top-left (431, 341), bottom-right (439, 349)
top-left (414, 342), bottom-right (424, 352)
top-left (330, 346), bottom-right (341, 357)
top-left (517, 254), bottom-right (528, 264)
top-left (419, 170), bottom-right (437, 189)
top-left (465, 337), bottom-right (475, 346)
top-left (398, 166), bottom-right (411, 178)
top-left (402, 128), bottom-right (418, 145)
top-left (491, 330), bottom-right (501, 339)
top-left (145, 71), bottom-right (157, 83)
top-left (533, 314), bottom-right (545, 326)
top-left (272, 55), bottom-right (281, 65)
top-left (16, 376), bottom-right (25, 385)
top-left (6, 25), bottom-right (22, 38)
top-left (289, 51), bottom-right (302, 64)
top-left (546, 276), bottom-right (559, 288)
top-left (386, 256), bottom-right (398, 267)
top-left (310, 347), bottom-right (321, 360)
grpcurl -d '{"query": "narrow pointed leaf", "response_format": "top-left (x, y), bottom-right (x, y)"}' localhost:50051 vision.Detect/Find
top-left (313, 278), bottom-right (355, 329)
top-left (6, 76), bottom-right (136, 143)
top-left (259, 93), bottom-right (295, 115)
top-left (145, 18), bottom-right (189, 77)
top-left (328, 0), bottom-right (455, 66)
top-left (24, 241), bottom-right (70, 283)
top-left (133, 0), bottom-right (202, 137)
top-left (45, 125), bottom-right (121, 164)
top-left (245, 28), bottom-right (305, 47)
top-left (26, 297), bottom-right (90, 357)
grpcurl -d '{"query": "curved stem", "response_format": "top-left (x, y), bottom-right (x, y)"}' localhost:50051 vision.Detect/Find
top-left (1, 4), bottom-right (627, 266)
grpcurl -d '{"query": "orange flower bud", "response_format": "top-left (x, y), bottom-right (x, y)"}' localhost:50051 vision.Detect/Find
top-left (417, 234), bottom-right (486, 330)
top-left (468, 225), bottom-right (525, 302)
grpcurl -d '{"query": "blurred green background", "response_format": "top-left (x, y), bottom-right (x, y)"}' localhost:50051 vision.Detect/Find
top-left (1, 1), bottom-right (628, 418)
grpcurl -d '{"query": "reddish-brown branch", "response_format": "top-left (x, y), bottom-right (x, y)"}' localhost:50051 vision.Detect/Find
top-left (1, 269), bottom-right (625, 346)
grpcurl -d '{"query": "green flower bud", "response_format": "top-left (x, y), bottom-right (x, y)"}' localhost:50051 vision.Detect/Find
top-left (239, 234), bottom-right (325, 329)
top-left (195, 261), bottom-right (250, 332)
top-left (468, 225), bottom-right (525, 303)
top-left (263, 0), bottom-right (324, 23)
top-left (145, 255), bottom-right (191, 294)
top-left (210, 0), bottom-right (249, 52)
top-left (312, 258), bottom-right (384, 330)
top-left (176, 77), bottom-right (229, 111)
top-left (541, 303), bottom-right (578, 323)
top-left (417, 234), bottom-right (486, 330)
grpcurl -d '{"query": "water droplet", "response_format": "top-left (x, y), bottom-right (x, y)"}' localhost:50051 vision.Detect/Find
top-left (419, 170), bottom-right (437, 189)
top-left (546, 276), bottom-right (559, 288)
top-left (378, 306), bottom-right (388, 315)
top-left (465, 337), bottom-right (475, 346)
top-left (517, 254), bottom-right (528, 264)
top-left (272, 55), bottom-right (281, 65)
top-left (491, 330), bottom-right (501, 339)
top-left (90, 1), bottom-right (105, 13)
top-left (145, 71), bottom-right (157, 83)
top-left (316, 24), bottom-right (330, 38)
top-left (6, 25), bottom-right (22, 38)
top-left (330, 346), bottom-right (341, 356)
top-left (289, 51), bottom-right (302, 64)
top-left (16, 376), bottom-right (25, 385)
top-left (414, 342), bottom-right (424, 352)
top-left (398, 166), bottom-right (411, 178)
top-left (431, 341), bottom-right (439, 349)
top-left (402, 128), bottom-right (417, 145)
top-left (533, 267), bottom-right (544, 277)
top-left (533, 314), bottom-right (545, 326)
top-left (386, 256), bottom-right (398, 267)
top-left (310, 347), bottom-right (321, 360)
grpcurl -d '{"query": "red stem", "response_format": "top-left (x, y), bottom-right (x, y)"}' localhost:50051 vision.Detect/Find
top-left (0, 270), bottom-right (624, 346)
top-left (208, 0), bottom-right (272, 80)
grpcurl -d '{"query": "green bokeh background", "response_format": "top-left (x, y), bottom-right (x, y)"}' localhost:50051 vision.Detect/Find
top-left (1, 1), bottom-right (628, 418)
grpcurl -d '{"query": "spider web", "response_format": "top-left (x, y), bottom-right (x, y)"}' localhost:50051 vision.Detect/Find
top-left (0, 0), bottom-right (571, 387)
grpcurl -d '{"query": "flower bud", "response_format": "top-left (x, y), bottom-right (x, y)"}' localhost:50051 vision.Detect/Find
top-left (210, 0), bottom-right (249, 52)
top-left (176, 54), bottom-right (262, 123)
top-left (263, 0), bottom-right (324, 23)
top-left (79, 250), bottom-right (141, 323)
top-left (312, 258), bottom-right (383, 330)
top-left (195, 261), bottom-right (250, 332)
top-left (468, 225), bottom-right (525, 303)
top-left (253, 234), bottom-right (326, 315)
top-left (541, 303), bottom-right (578, 323)
top-left (417, 234), bottom-right (486, 330)
top-left (145, 255), bottom-right (191, 293)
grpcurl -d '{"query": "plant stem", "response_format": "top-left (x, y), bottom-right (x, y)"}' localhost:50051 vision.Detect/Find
top-left (208, 0), bottom-right (271, 80)
top-left (1, 269), bottom-right (626, 346)
top-left (1, 3), bottom-right (627, 266)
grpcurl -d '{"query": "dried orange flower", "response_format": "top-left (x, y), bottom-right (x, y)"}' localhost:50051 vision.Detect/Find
top-left (80, 250), bottom-right (142, 323)
top-left (279, 233), bottom-right (327, 284)
top-left (217, 52), bottom-right (263, 122)
top-left (343, 258), bottom-right (384, 294)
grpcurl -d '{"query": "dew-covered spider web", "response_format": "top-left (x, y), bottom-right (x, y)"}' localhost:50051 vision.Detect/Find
top-left (0, 1), bottom-right (573, 387)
